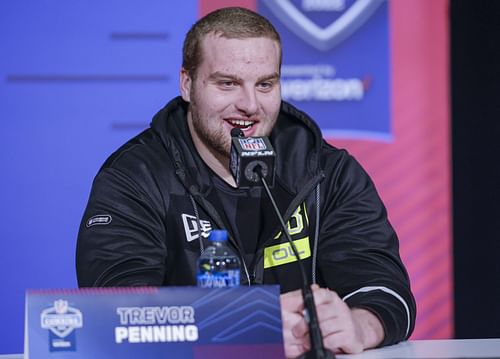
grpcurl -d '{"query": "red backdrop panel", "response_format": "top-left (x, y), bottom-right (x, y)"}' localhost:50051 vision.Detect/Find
top-left (200, 0), bottom-right (255, 16)
top-left (333, 0), bottom-right (453, 339)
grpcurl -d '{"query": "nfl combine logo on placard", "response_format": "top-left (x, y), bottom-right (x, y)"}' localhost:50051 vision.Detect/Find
top-left (40, 299), bottom-right (83, 351)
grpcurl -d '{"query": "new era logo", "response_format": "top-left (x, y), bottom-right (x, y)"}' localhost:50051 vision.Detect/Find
top-left (181, 214), bottom-right (212, 242)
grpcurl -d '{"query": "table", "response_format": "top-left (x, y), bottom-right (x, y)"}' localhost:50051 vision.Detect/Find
top-left (1, 339), bottom-right (499, 359)
top-left (338, 339), bottom-right (500, 358)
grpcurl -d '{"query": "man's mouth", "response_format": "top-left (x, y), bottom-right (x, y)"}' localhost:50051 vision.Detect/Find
top-left (226, 119), bottom-right (255, 131)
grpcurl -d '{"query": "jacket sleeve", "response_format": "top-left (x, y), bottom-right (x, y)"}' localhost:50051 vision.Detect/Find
top-left (317, 148), bottom-right (416, 346)
top-left (76, 166), bottom-right (167, 287)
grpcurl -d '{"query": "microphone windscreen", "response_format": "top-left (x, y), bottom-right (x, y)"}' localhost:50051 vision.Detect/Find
top-left (231, 128), bottom-right (244, 138)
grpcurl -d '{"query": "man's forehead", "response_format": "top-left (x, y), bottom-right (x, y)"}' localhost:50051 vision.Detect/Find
top-left (200, 35), bottom-right (279, 66)
top-left (200, 32), bottom-right (279, 52)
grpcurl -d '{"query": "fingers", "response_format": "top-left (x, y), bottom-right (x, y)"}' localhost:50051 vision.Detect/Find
top-left (281, 290), bottom-right (309, 359)
top-left (281, 285), bottom-right (338, 311)
top-left (281, 309), bottom-right (310, 358)
top-left (280, 288), bottom-right (305, 312)
top-left (291, 304), bottom-right (339, 339)
top-left (291, 317), bottom-right (308, 340)
top-left (291, 287), bottom-right (343, 335)
top-left (287, 286), bottom-right (367, 355)
top-left (282, 286), bottom-right (362, 357)
top-left (311, 286), bottom-right (341, 307)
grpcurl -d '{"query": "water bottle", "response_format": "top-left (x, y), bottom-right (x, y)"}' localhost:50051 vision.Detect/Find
top-left (197, 230), bottom-right (240, 288)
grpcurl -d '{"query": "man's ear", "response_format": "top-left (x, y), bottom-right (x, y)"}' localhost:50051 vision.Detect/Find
top-left (180, 68), bottom-right (192, 102)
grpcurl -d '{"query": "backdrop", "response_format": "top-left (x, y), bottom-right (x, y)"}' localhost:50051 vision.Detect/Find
top-left (0, 0), bottom-right (451, 354)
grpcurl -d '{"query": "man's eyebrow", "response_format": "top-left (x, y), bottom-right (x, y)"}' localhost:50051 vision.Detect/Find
top-left (257, 72), bottom-right (280, 82)
top-left (208, 72), bottom-right (242, 81)
top-left (207, 72), bottom-right (280, 82)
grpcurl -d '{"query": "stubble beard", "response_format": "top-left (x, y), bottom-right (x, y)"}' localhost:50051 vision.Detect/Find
top-left (189, 94), bottom-right (231, 160)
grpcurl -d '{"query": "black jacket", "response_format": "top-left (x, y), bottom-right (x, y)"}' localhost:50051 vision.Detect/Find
top-left (76, 97), bottom-right (416, 346)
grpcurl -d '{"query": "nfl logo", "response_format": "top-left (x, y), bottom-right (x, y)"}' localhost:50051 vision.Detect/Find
top-left (40, 299), bottom-right (83, 352)
top-left (239, 137), bottom-right (267, 151)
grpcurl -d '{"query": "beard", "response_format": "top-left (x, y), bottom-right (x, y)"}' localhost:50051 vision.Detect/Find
top-left (189, 94), bottom-right (231, 159)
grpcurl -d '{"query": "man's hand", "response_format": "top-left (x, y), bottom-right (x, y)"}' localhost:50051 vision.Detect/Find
top-left (280, 285), bottom-right (384, 358)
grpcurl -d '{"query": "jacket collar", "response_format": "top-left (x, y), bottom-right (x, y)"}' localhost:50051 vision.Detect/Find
top-left (150, 96), bottom-right (324, 196)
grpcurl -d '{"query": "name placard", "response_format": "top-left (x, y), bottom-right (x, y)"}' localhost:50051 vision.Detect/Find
top-left (25, 286), bottom-right (284, 358)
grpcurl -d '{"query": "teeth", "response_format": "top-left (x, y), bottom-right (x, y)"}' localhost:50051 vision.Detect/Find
top-left (229, 119), bottom-right (254, 127)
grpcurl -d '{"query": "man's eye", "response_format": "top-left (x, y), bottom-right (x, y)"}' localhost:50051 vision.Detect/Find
top-left (220, 81), bottom-right (237, 88)
top-left (258, 82), bottom-right (274, 91)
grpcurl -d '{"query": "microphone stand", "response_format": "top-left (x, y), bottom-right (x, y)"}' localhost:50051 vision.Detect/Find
top-left (256, 168), bottom-right (335, 359)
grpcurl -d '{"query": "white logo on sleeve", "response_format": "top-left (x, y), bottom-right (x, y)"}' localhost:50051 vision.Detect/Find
top-left (86, 214), bottom-right (112, 227)
top-left (181, 214), bottom-right (212, 242)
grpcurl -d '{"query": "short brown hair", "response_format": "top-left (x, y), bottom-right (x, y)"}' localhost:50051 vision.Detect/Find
top-left (182, 7), bottom-right (282, 78)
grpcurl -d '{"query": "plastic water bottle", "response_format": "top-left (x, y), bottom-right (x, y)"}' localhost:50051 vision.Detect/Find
top-left (197, 230), bottom-right (240, 288)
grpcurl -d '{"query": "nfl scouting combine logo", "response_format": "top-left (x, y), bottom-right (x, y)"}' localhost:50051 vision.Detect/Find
top-left (263, 0), bottom-right (384, 51)
top-left (41, 299), bottom-right (83, 351)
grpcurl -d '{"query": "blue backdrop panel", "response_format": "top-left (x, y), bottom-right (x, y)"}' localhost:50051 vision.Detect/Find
top-left (0, 1), bottom-right (197, 354)
top-left (259, 0), bottom-right (391, 141)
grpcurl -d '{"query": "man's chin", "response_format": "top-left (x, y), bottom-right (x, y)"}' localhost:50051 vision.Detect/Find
top-left (212, 143), bottom-right (231, 161)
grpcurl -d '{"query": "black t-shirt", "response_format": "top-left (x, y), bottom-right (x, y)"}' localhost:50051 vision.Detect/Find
top-left (211, 175), bottom-right (280, 268)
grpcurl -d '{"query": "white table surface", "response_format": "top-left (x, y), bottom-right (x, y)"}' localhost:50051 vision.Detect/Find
top-left (338, 339), bottom-right (500, 358)
top-left (2, 338), bottom-right (499, 358)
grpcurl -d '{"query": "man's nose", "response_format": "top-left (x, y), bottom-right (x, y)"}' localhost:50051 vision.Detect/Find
top-left (235, 86), bottom-right (258, 115)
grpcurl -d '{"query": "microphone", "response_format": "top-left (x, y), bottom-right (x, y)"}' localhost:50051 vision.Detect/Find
top-left (229, 129), bottom-right (335, 359)
top-left (229, 128), bottom-right (275, 188)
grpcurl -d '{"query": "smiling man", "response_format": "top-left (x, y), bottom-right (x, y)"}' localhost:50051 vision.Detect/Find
top-left (76, 7), bottom-right (416, 358)
top-left (181, 31), bottom-right (281, 186)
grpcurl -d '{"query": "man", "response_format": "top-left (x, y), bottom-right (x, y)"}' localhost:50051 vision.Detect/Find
top-left (76, 7), bottom-right (416, 357)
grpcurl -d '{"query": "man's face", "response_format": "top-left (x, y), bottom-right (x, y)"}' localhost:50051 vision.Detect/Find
top-left (180, 33), bottom-right (281, 159)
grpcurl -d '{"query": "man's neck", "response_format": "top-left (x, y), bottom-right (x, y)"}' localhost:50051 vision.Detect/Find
top-left (199, 150), bottom-right (237, 188)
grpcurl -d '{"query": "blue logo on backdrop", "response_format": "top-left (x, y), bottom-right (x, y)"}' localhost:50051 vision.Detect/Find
top-left (259, 0), bottom-right (391, 141)
top-left (41, 300), bottom-right (83, 351)
top-left (264, 0), bottom-right (384, 51)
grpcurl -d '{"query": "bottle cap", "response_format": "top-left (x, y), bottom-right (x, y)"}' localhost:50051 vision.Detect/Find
top-left (209, 230), bottom-right (228, 242)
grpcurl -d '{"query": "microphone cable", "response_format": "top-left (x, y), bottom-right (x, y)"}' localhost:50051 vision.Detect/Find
top-left (255, 166), bottom-right (335, 359)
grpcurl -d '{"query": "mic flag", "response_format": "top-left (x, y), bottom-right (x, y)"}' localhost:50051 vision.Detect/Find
top-left (230, 131), bottom-right (276, 188)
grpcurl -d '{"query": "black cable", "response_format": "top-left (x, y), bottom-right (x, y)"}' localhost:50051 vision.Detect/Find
top-left (257, 166), bottom-right (335, 359)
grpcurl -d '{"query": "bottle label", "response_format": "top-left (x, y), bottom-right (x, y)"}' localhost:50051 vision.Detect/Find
top-left (197, 270), bottom-right (240, 288)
